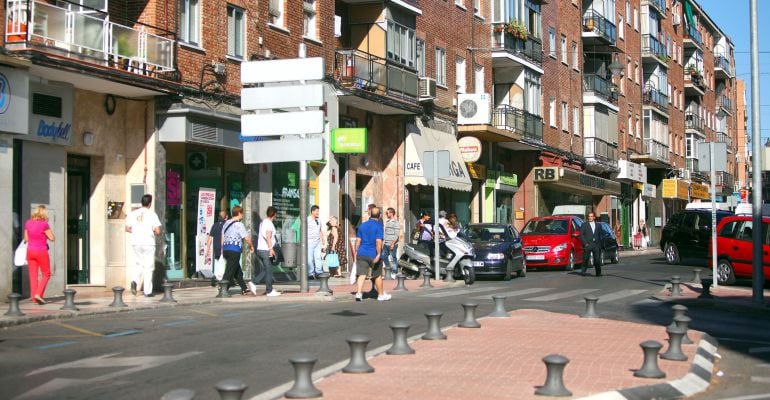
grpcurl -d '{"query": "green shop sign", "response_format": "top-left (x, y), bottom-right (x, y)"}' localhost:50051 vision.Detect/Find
top-left (486, 170), bottom-right (518, 191)
top-left (331, 128), bottom-right (367, 153)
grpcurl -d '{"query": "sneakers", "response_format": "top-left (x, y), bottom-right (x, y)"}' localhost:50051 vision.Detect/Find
top-left (355, 292), bottom-right (363, 302)
top-left (266, 290), bottom-right (282, 297)
top-left (145, 293), bottom-right (155, 297)
top-left (130, 281), bottom-right (137, 296)
top-left (390, 271), bottom-right (397, 280)
top-left (247, 281), bottom-right (257, 296)
top-left (377, 293), bottom-right (392, 301)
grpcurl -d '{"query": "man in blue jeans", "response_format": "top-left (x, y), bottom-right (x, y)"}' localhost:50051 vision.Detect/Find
top-left (306, 205), bottom-right (325, 279)
top-left (250, 206), bottom-right (281, 296)
top-left (382, 207), bottom-right (400, 279)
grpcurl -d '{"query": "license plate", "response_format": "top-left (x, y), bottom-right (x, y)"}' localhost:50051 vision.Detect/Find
top-left (527, 254), bottom-right (546, 261)
top-left (472, 261), bottom-right (485, 267)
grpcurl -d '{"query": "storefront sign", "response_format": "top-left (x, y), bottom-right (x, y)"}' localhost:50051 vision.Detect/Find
top-left (331, 128), bottom-right (367, 153)
top-left (497, 171), bottom-right (518, 187)
top-left (0, 66), bottom-right (29, 135)
top-left (535, 167), bottom-right (620, 195)
top-left (662, 179), bottom-right (689, 200)
top-left (166, 169), bottom-right (181, 206)
top-left (616, 160), bottom-right (647, 183)
top-left (466, 162), bottom-right (486, 180)
top-left (403, 124), bottom-right (472, 191)
top-left (27, 81), bottom-right (73, 146)
top-left (641, 183), bottom-right (656, 198)
top-left (690, 183), bottom-right (709, 200)
top-left (195, 188), bottom-right (217, 277)
top-left (533, 167), bottom-right (561, 182)
top-left (273, 163), bottom-right (301, 245)
top-left (458, 136), bottom-right (482, 163)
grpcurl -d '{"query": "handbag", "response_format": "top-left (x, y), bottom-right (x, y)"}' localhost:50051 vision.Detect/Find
top-left (14, 241), bottom-right (27, 267)
top-left (214, 255), bottom-right (226, 280)
top-left (271, 242), bottom-right (285, 265)
top-left (348, 260), bottom-right (357, 285)
top-left (326, 251), bottom-right (340, 268)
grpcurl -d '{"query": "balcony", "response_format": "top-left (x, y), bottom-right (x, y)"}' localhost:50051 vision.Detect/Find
top-left (5, 0), bottom-right (176, 77)
top-left (718, 95), bottom-right (733, 115)
top-left (641, 34), bottom-right (669, 65)
top-left (685, 112), bottom-right (705, 135)
top-left (714, 55), bottom-right (733, 79)
top-left (492, 27), bottom-right (543, 69)
top-left (684, 72), bottom-right (706, 97)
top-left (716, 171), bottom-right (734, 194)
top-left (716, 131), bottom-right (733, 149)
top-left (584, 136), bottom-right (619, 170)
top-left (686, 158), bottom-right (708, 181)
top-left (637, 138), bottom-right (670, 166)
top-left (491, 105), bottom-right (544, 143)
top-left (683, 24), bottom-right (703, 48)
top-left (583, 74), bottom-right (618, 106)
top-left (582, 9), bottom-right (617, 47)
top-left (643, 0), bottom-right (667, 17)
top-left (334, 49), bottom-right (419, 101)
top-left (643, 84), bottom-right (669, 113)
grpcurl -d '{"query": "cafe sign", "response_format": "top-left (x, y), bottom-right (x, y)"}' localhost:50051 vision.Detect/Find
top-left (331, 128), bottom-right (367, 153)
top-left (690, 183), bottom-right (709, 200)
top-left (662, 179), bottom-right (689, 200)
top-left (458, 136), bottom-right (482, 163)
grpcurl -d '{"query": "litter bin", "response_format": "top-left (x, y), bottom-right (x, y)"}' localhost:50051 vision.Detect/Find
top-left (282, 242), bottom-right (298, 267)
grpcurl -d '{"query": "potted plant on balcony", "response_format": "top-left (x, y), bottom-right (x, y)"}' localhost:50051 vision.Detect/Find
top-left (506, 20), bottom-right (528, 40)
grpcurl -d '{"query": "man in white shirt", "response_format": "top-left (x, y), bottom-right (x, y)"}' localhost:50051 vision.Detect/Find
top-left (125, 194), bottom-right (162, 296)
top-left (249, 206), bottom-right (281, 297)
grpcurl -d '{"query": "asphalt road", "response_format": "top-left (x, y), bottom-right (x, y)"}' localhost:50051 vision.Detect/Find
top-left (1, 253), bottom-right (769, 400)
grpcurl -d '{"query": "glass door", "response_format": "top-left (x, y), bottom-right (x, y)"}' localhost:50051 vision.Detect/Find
top-left (66, 155), bottom-right (90, 284)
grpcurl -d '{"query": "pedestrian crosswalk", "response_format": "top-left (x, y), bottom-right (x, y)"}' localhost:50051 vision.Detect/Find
top-left (420, 286), bottom-right (652, 305)
top-left (525, 289), bottom-right (598, 301)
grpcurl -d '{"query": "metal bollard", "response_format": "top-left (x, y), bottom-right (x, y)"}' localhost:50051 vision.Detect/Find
top-left (393, 274), bottom-right (408, 291)
top-left (60, 289), bottom-right (79, 311)
top-left (422, 311), bottom-right (447, 340)
top-left (670, 276), bottom-right (683, 296)
top-left (634, 340), bottom-right (666, 378)
top-left (420, 269), bottom-right (433, 288)
top-left (160, 388), bottom-right (196, 400)
top-left (284, 354), bottom-right (322, 399)
top-left (489, 295), bottom-right (509, 318)
top-left (109, 287), bottom-right (128, 308)
top-left (214, 378), bottom-right (247, 400)
top-left (580, 296), bottom-right (599, 318)
top-left (342, 335), bottom-right (374, 373)
top-left (691, 268), bottom-right (703, 283)
top-left (216, 280), bottom-right (231, 298)
top-left (661, 326), bottom-right (688, 361)
top-left (4, 293), bottom-right (25, 316)
top-left (458, 302), bottom-right (481, 328)
top-left (699, 278), bottom-right (714, 299)
top-left (534, 354), bottom-right (572, 397)
top-left (668, 304), bottom-right (688, 330)
top-left (160, 283), bottom-right (177, 303)
top-left (443, 264), bottom-right (456, 283)
top-left (674, 315), bottom-right (694, 344)
top-left (316, 273), bottom-right (332, 295)
top-left (386, 321), bottom-right (415, 355)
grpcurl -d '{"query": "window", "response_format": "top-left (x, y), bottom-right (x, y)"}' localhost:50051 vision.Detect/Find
top-left (455, 0), bottom-right (463, 6)
top-left (227, 5), bottom-right (245, 58)
top-left (549, 98), bottom-right (556, 127)
top-left (387, 21), bottom-right (416, 68)
top-left (303, 0), bottom-right (317, 39)
top-left (180, 0), bottom-right (201, 45)
top-left (571, 41), bottom-right (579, 70)
top-left (525, 70), bottom-right (541, 116)
top-left (416, 39), bottom-right (426, 77)
top-left (619, 74), bottom-right (625, 94)
top-left (573, 106), bottom-right (580, 136)
top-left (474, 66), bottom-right (484, 94)
top-left (456, 57), bottom-right (466, 93)
top-left (636, 115), bottom-right (641, 138)
top-left (634, 62), bottom-right (639, 84)
top-left (269, 0), bottom-right (284, 27)
top-left (627, 57), bottom-right (632, 80)
top-left (628, 115), bottom-right (633, 136)
top-left (633, 7), bottom-right (638, 31)
top-left (474, 0), bottom-right (480, 15)
top-left (626, 0), bottom-right (631, 24)
top-left (618, 17), bottom-right (624, 39)
top-left (436, 47), bottom-right (447, 86)
top-left (548, 27), bottom-right (556, 58)
top-left (561, 101), bottom-right (568, 132)
top-left (561, 35), bottom-right (567, 64)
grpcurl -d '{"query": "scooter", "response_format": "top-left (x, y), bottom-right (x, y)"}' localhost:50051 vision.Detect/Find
top-left (398, 235), bottom-right (476, 285)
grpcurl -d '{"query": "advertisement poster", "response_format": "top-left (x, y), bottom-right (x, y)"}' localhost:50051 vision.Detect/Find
top-left (196, 187), bottom-right (217, 277)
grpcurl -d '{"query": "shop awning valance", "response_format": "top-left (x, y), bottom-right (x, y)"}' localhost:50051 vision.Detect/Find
top-left (404, 124), bottom-right (472, 192)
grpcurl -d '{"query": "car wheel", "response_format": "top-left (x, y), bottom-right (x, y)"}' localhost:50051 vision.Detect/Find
top-left (517, 259), bottom-right (527, 278)
top-left (716, 259), bottom-right (736, 285)
top-left (503, 260), bottom-right (512, 281)
top-left (566, 251), bottom-right (575, 271)
top-left (611, 248), bottom-right (619, 264)
top-left (664, 243), bottom-right (680, 265)
top-left (598, 250), bottom-right (605, 265)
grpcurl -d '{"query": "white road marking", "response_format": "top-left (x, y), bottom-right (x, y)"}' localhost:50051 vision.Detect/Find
top-left (574, 289), bottom-right (647, 304)
top-left (469, 287), bottom-right (553, 300)
top-left (752, 377), bottom-right (770, 384)
top-left (421, 286), bottom-right (508, 298)
top-left (525, 288), bottom-right (599, 301)
top-left (714, 394), bottom-right (770, 400)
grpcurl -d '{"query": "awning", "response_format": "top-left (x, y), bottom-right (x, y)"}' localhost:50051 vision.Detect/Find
top-left (533, 167), bottom-right (621, 196)
top-left (404, 124), bottom-right (472, 192)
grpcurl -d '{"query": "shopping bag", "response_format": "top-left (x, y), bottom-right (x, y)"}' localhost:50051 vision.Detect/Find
top-left (348, 259), bottom-right (357, 285)
top-left (326, 251), bottom-right (340, 268)
top-left (14, 241), bottom-right (27, 267)
top-left (214, 255), bottom-right (226, 281)
top-left (272, 242), bottom-right (285, 265)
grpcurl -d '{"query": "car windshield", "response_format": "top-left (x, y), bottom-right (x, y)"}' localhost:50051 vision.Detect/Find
top-left (465, 226), bottom-right (509, 242)
top-left (521, 219), bottom-right (569, 235)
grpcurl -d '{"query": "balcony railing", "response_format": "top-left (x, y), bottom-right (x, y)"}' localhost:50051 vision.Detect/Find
top-left (583, 74), bottom-right (618, 104)
top-left (492, 28), bottom-right (543, 65)
top-left (491, 105), bottom-right (544, 143)
top-left (643, 84), bottom-right (669, 112)
top-left (584, 136), bottom-right (619, 165)
top-left (684, 24), bottom-right (702, 46)
top-left (685, 72), bottom-right (707, 93)
top-left (686, 158), bottom-right (699, 173)
top-left (719, 95), bottom-right (732, 113)
top-left (642, 34), bottom-right (669, 61)
top-left (5, 0), bottom-right (176, 75)
top-left (644, 138), bottom-right (670, 163)
top-left (716, 171), bottom-right (734, 192)
top-left (714, 55), bottom-right (732, 77)
top-left (582, 9), bottom-right (617, 45)
top-left (685, 112), bottom-right (704, 132)
top-left (334, 49), bottom-right (419, 100)
top-left (644, 0), bottom-right (667, 16)
top-left (716, 131), bottom-right (733, 148)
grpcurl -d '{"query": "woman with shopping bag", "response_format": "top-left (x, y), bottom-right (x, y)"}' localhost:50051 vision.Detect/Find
top-left (24, 205), bottom-right (55, 304)
top-left (325, 216), bottom-right (346, 277)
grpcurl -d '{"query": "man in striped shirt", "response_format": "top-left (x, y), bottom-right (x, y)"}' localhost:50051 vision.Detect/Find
top-left (382, 207), bottom-right (400, 279)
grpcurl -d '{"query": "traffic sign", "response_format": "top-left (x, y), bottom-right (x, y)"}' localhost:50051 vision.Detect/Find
top-left (243, 137), bottom-right (324, 164)
top-left (241, 84), bottom-right (324, 110)
top-left (241, 111), bottom-right (324, 136)
top-left (241, 57), bottom-right (324, 84)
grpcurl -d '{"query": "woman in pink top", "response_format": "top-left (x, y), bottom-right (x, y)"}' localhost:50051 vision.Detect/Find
top-left (24, 205), bottom-right (55, 304)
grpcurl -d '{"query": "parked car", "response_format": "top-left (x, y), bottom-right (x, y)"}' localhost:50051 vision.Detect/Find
top-left (709, 215), bottom-right (770, 284)
top-left (660, 209), bottom-right (733, 265)
top-left (463, 223), bottom-right (526, 280)
top-left (520, 216), bottom-right (584, 270)
top-left (593, 221), bottom-right (621, 265)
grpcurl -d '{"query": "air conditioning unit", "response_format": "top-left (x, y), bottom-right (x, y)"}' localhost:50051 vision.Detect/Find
top-left (679, 168), bottom-right (691, 180)
top-left (418, 77), bottom-right (437, 102)
top-left (457, 93), bottom-right (492, 125)
top-left (672, 14), bottom-right (681, 26)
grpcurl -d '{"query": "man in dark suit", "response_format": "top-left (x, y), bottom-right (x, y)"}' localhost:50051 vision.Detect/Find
top-left (579, 212), bottom-right (602, 277)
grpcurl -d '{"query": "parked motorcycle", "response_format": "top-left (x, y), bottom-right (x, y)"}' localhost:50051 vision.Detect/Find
top-left (398, 235), bottom-right (476, 284)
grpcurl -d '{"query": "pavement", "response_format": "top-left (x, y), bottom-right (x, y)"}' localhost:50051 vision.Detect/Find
top-left (3, 247), bottom-right (767, 399)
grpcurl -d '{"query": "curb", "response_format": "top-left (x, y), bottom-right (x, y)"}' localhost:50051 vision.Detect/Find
top-left (578, 334), bottom-right (719, 400)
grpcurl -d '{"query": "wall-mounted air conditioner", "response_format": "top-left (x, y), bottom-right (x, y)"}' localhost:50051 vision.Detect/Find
top-left (457, 93), bottom-right (491, 125)
top-left (672, 14), bottom-right (681, 26)
top-left (680, 168), bottom-right (691, 180)
top-left (418, 77), bottom-right (437, 102)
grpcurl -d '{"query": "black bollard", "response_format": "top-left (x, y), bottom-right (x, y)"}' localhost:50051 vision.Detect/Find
top-left (580, 296), bottom-right (599, 318)
top-left (422, 311), bottom-right (447, 340)
top-left (393, 274), bottom-right (408, 291)
top-left (691, 268), bottom-right (703, 284)
top-left (668, 305), bottom-right (688, 330)
top-left (342, 335), bottom-right (374, 373)
top-left (316, 273), bottom-right (332, 295)
top-left (489, 295), bottom-right (509, 318)
top-left (534, 354), bottom-right (572, 397)
top-left (634, 340), bottom-right (666, 378)
top-left (386, 321), bottom-right (415, 355)
top-left (160, 283), bottom-right (177, 303)
top-left (109, 287), bottom-right (128, 308)
top-left (60, 289), bottom-right (79, 311)
top-left (160, 388), bottom-right (196, 400)
top-left (285, 354), bottom-right (322, 399)
top-left (670, 276), bottom-right (683, 296)
top-left (661, 326), bottom-right (688, 361)
top-left (674, 315), bottom-right (694, 344)
top-left (420, 268), bottom-right (433, 288)
top-left (216, 280), bottom-right (231, 298)
top-left (458, 302), bottom-right (481, 328)
top-left (4, 293), bottom-right (25, 316)
top-left (214, 378), bottom-right (247, 400)
top-left (699, 278), bottom-right (714, 299)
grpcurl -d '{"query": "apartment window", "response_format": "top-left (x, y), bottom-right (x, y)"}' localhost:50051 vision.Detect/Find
top-left (416, 39), bottom-right (426, 77)
top-left (634, 62), bottom-right (639, 84)
top-left (269, 0), bottom-right (284, 27)
top-left (561, 102), bottom-right (568, 132)
top-left (456, 57), bottom-right (466, 93)
top-left (633, 7), bottom-right (638, 31)
top-left (573, 106), bottom-right (580, 136)
top-left (474, 0), bottom-right (480, 15)
top-left (303, 0), bottom-right (317, 39)
top-left (387, 21), bottom-right (416, 68)
top-left (626, 0), bottom-right (631, 23)
top-left (436, 47), bottom-right (447, 86)
top-left (627, 57), bottom-right (632, 80)
top-left (636, 116), bottom-right (641, 139)
top-left (618, 17), bottom-right (624, 39)
top-left (548, 27), bottom-right (556, 58)
top-left (455, 0), bottom-right (463, 7)
top-left (180, 0), bottom-right (201, 45)
top-left (474, 66), bottom-right (484, 94)
top-left (619, 75), bottom-right (625, 94)
top-left (571, 41), bottom-right (579, 70)
top-left (628, 115), bottom-right (633, 136)
top-left (227, 5), bottom-right (245, 58)
top-left (525, 70), bottom-right (541, 116)
top-left (549, 98), bottom-right (556, 127)
top-left (560, 35), bottom-right (567, 65)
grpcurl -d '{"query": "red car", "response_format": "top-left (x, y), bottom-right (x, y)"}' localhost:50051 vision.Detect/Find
top-left (710, 215), bottom-right (770, 285)
top-left (520, 216), bottom-right (585, 270)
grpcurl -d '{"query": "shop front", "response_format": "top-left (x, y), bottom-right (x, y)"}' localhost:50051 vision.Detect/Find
top-left (658, 178), bottom-right (690, 245)
top-left (616, 160), bottom-right (648, 247)
top-left (532, 167), bottom-right (621, 218)
top-left (484, 170), bottom-right (518, 223)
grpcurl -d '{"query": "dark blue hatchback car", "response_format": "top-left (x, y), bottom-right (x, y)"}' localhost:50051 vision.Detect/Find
top-left (463, 223), bottom-right (526, 280)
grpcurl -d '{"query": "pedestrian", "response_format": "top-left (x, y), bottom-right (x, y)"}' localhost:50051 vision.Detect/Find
top-left (205, 210), bottom-right (228, 286)
top-left (638, 220), bottom-right (649, 248)
top-left (249, 206), bottom-right (281, 297)
top-left (354, 207), bottom-right (391, 301)
top-left (125, 194), bottom-right (161, 297)
top-left (445, 212), bottom-right (462, 239)
top-left (24, 205), bottom-right (55, 304)
top-left (221, 205), bottom-right (254, 295)
top-left (579, 212), bottom-right (602, 277)
top-left (416, 211), bottom-right (434, 256)
top-left (325, 216), bottom-right (346, 278)
top-left (383, 207), bottom-right (400, 279)
top-left (307, 205), bottom-right (325, 279)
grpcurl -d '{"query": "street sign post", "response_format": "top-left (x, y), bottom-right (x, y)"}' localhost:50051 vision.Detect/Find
top-left (422, 150), bottom-right (450, 281)
top-left (697, 142), bottom-right (727, 287)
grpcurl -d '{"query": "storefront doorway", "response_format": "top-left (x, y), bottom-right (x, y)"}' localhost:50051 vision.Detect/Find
top-left (66, 155), bottom-right (90, 284)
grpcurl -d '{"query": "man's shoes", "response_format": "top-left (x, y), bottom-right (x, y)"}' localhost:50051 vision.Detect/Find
top-left (377, 293), bottom-right (392, 301)
top-left (308, 274), bottom-right (316, 280)
top-left (145, 293), bottom-right (155, 297)
top-left (355, 292), bottom-right (363, 302)
top-left (130, 281), bottom-right (137, 295)
top-left (210, 277), bottom-right (217, 287)
top-left (266, 290), bottom-right (282, 297)
top-left (247, 281), bottom-right (258, 296)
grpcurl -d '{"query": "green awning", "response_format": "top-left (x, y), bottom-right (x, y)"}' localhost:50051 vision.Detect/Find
top-left (684, 0), bottom-right (696, 29)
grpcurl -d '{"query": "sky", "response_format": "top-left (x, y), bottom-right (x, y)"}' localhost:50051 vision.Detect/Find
top-left (698, 0), bottom-right (770, 147)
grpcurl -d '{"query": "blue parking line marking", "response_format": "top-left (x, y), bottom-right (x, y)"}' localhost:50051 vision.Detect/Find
top-left (222, 312), bottom-right (243, 317)
top-left (104, 329), bottom-right (143, 338)
top-left (33, 341), bottom-right (78, 350)
top-left (160, 320), bottom-right (195, 327)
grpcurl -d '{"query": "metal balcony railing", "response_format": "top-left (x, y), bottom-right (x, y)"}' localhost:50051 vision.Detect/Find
top-left (716, 131), bottom-right (733, 148)
top-left (719, 95), bottom-right (732, 113)
top-left (714, 54), bottom-right (732, 76)
top-left (582, 9), bottom-right (617, 45)
top-left (584, 136), bottom-right (619, 165)
top-left (643, 84), bottom-right (669, 112)
top-left (491, 105), bottom-right (544, 143)
top-left (685, 112), bottom-right (704, 132)
top-left (642, 34), bottom-right (668, 61)
top-left (583, 74), bottom-right (618, 104)
top-left (685, 72), bottom-right (707, 92)
top-left (644, 0), bottom-right (667, 16)
top-left (492, 28), bottom-right (543, 65)
top-left (716, 171), bottom-right (734, 191)
top-left (644, 138), bottom-right (670, 163)
top-left (686, 158), bottom-right (699, 173)
top-left (334, 49), bottom-right (419, 100)
top-left (684, 24), bottom-right (702, 46)
top-left (5, 0), bottom-right (176, 75)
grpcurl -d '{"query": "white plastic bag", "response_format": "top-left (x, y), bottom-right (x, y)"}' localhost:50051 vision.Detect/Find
top-left (214, 255), bottom-right (226, 281)
top-left (348, 258), bottom-right (357, 285)
top-left (14, 241), bottom-right (27, 267)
